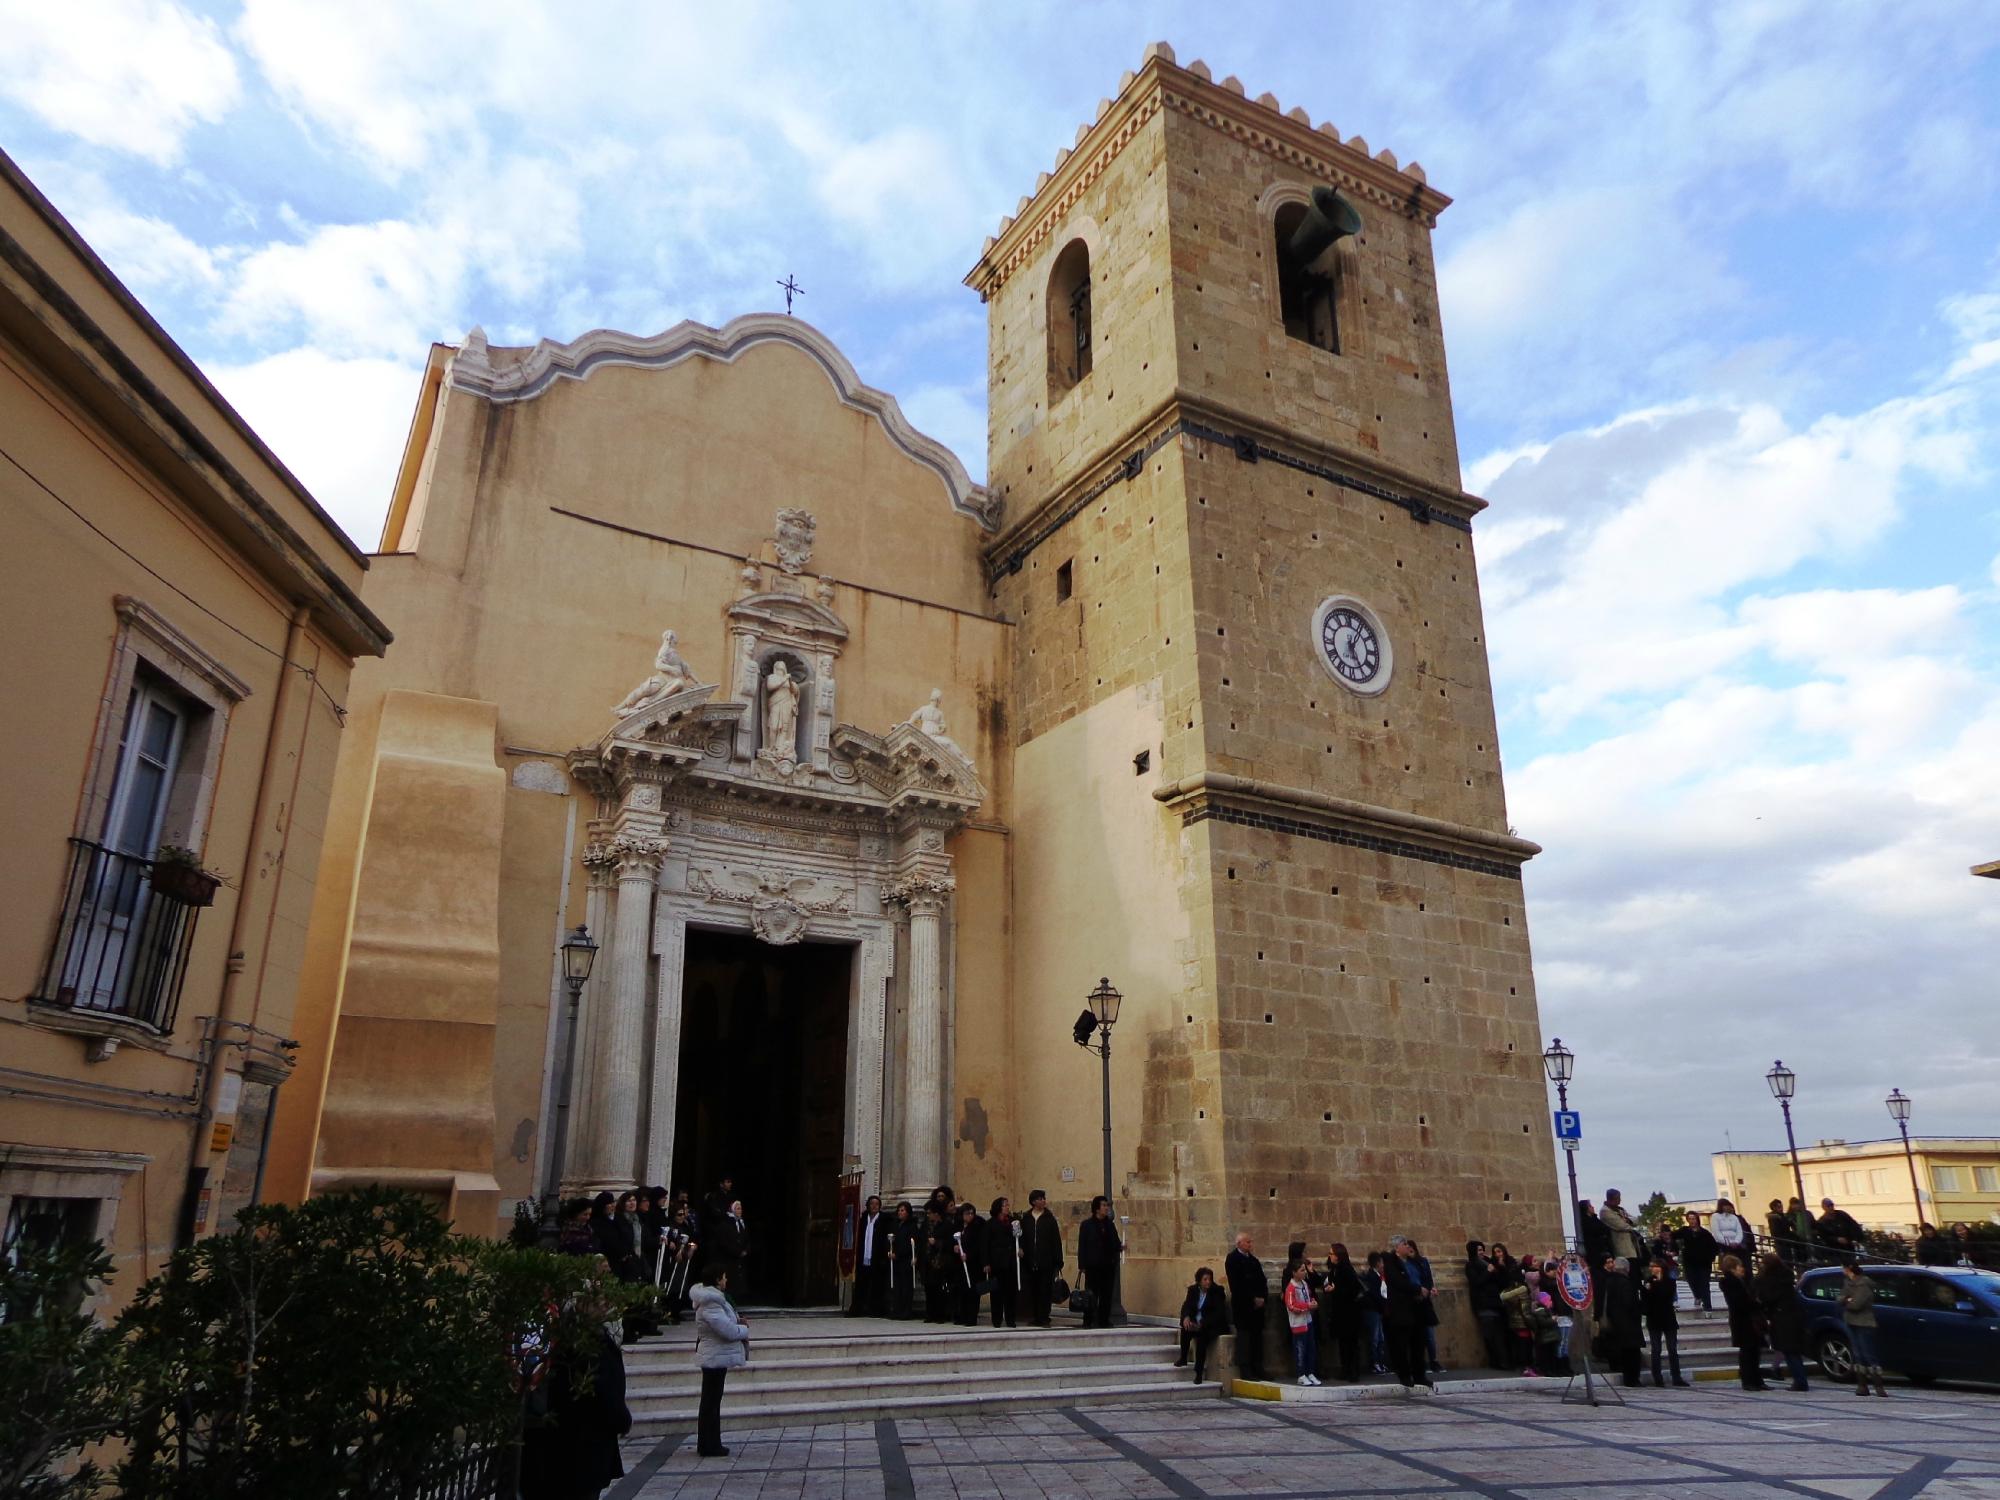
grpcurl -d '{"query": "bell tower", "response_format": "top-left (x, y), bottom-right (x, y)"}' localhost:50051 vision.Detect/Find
top-left (970, 43), bottom-right (1561, 1330)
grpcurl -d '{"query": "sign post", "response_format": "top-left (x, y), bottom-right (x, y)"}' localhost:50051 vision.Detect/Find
top-left (1553, 1109), bottom-right (1584, 1258)
top-left (1554, 1251), bottom-right (1622, 1408)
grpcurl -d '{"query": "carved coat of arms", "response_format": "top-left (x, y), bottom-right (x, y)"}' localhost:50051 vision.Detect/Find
top-left (773, 508), bottom-right (816, 575)
top-left (689, 865), bottom-right (850, 946)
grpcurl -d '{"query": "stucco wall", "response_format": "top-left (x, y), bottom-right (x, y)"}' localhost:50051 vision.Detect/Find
top-left (274, 330), bottom-right (1014, 1234)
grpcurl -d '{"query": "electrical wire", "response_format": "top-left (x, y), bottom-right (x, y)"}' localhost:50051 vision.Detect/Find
top-left (2, 441), bottom-right (349, 723)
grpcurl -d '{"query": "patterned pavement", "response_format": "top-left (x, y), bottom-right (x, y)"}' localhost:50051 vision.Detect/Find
top-left (607, 1382), bottom-right (2000, 1500)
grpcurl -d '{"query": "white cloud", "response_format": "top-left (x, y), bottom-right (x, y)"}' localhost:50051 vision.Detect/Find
top-left (21, 162), bottom-right (223, 293)
top-left (1482, 391), bottom-right (1978, 723)
top-left (0, 0), bottom-right (240, 163)
top-left (219, 218), bottom-right (464, 358)
top-left (207, 348), bottom-right (422, 547)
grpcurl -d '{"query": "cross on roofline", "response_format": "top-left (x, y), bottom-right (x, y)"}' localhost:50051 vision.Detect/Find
top-left (778, 275), bottom-right (804, 315)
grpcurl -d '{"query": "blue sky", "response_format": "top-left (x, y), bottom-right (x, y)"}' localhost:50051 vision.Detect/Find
top-left (7, 1), bottom-right (1999, 1209)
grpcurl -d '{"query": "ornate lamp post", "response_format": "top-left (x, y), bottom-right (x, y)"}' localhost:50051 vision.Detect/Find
top-left (1542, 1039), bottom-right (1580, 1247)
top-left (1073, 976), bottom-right (1124, 1324)
top-left (1886, 1088), bottom-right (1923, 1230)
top-left (539, 923), bottom-right (599, 1243)
top-left (1765, 1060), bottom-right (1807, 1207)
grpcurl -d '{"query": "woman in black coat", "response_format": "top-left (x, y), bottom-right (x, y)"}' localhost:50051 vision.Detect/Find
top-left (1175, 1267), bottom-right (1230, 1383)
top-left (1753, 1253), bottom-right (1809, 1390)
top-left (885, 1202), bottom-right (919, 1320)
top-left (520, 1327), bottom-right (631, 1499)
top-left (1593, 1256), bottom-right (1644, 1387)
top-left (920, 1206), bottom-right (954, 1324)
top-left (1318, 1244), bottom-right (1365, 1382)
top-left (1718, 1254), bottom-right (1769, 1390)
top-left (984, 1198), bottom-right (1024, 1327)
top-left (951, 1204), bottom-right (985, 1326)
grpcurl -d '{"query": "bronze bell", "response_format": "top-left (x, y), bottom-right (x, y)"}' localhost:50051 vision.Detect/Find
top-left (1285, 185), bottom-right (1363, 268)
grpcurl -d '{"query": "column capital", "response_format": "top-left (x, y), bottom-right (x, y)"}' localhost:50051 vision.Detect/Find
top-left (891, 875), bottom-right (955, 915)
top-left (608, 833), bottom-right (668, 879)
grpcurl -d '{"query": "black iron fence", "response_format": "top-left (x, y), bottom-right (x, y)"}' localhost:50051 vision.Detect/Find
top-left (33, 838), bottom-right (205, 1033)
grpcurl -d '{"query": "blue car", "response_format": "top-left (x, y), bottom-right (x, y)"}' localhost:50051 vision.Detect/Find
top-left (1800, 1265), bottom-right (2000, 1385)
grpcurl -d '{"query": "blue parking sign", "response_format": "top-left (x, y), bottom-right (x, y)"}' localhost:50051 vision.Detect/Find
top-left (1554, 1110), bottom-right (1582, 1141)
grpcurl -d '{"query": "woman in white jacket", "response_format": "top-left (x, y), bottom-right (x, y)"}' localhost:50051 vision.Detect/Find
top-left (691, 1270), bottom-right (751, 1458)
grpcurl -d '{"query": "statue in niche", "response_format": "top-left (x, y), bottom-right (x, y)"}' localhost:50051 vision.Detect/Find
top-left (613, 629), bottom-right (699, 717)
top-left (763, 659), bottom-right (801, 756)
top-left (908, 687), bottom-right (972, 769)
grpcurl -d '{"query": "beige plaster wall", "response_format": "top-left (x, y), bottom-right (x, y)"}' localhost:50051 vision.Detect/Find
top-left (277, 331), bottom-right (1015, 1233)
top-left (1, 163), bottom-right (370, 1300)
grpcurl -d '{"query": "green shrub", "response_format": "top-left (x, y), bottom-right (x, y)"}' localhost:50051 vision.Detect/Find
top-left (112, 1187), bottom-right (634, 1499)
top-left (0, 1239), bottom-right (126, 1498)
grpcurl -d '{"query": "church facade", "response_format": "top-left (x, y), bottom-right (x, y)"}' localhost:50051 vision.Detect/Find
top-left (267, 43), bottom-right (1562, 1325)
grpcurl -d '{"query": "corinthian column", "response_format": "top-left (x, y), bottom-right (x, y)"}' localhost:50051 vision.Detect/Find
top-left (898, 881), bottom-right (951, 1193)
top-left (586, 833), bottom-right (665, 1187)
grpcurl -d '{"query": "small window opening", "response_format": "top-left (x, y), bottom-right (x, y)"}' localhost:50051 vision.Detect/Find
top-left (1055, 559), bottom-right (1073, 603)
top-left (1132, 749), bottom-right (1150, 775)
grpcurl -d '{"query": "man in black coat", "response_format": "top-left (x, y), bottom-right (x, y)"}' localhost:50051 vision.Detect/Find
top-left (1464, 1240), bottom-right (1509, 1369)
top-left (1019, 1189), bottom-right (1064, 1327)
top-left (1674, 1213), bottom-right (1719, 1310)
top-left (1815, 1198), bottom-right (1865, 1263)
top-left (702, 1176), bottom-right (736, 1232)
top-left (1383, 1237), bottom-right (1434, 1390)
top-left (851, 1195), bottom-right (889, 1317)
top-left (1076, 1196), bottom-right (1122, 1328)
top-left (1224, 1231), bottom-right (1269, 1380)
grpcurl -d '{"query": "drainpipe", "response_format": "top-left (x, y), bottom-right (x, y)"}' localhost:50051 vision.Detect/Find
top-left (175, 602), bottom-right (311, 1246)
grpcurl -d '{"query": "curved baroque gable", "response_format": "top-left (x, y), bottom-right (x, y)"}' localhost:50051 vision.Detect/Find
top-left (447, 314), bottom-right (998, 530)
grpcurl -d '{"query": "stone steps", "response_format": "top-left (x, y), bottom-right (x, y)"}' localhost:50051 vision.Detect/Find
top-left (624, 1318), bottom-right (1200, 1432)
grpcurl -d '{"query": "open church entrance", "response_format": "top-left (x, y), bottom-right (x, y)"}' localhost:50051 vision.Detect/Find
top-left (672, 930), bottom-right (851, 1306)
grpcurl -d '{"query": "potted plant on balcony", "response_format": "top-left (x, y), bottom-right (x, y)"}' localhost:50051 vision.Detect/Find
top-left (150, 845), bottom-right (222, 908)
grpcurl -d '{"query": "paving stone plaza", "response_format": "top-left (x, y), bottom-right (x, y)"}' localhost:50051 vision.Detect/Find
top-left (609, 1384), bottom-right (2000, 1500)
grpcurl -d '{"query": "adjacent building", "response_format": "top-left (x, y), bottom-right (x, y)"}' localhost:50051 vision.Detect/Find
top-left (0, 151), bottom-right (391, 1304)
top-left (1710, 1140), bottom-right (2000, 1234)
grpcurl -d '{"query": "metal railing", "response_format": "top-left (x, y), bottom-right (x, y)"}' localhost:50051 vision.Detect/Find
top-left (33, 838), bottom-right (204, 1033)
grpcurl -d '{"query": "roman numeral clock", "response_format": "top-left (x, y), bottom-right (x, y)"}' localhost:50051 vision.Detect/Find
top-left (1312, 595), bottom-right (1393, 696)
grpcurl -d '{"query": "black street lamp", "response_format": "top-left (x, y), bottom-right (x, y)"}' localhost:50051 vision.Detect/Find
top-left (540, 923), bottom-right (599, 1245)
top-left (1765, 1060), bottom-right (1807, 1207)
top-left (1886, 1088), bottom-right (1923, 1230)
top-left (1073, 976), bottom-right (1125, 1324)
top-left (1542, 1039), bottom-right (1581, 1247)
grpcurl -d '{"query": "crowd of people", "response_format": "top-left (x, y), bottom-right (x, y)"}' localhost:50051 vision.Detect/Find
top-left (533, 1171), bottom-right (1990, 1477)
top-left (848, 1187), bottom-right (1125, 1329)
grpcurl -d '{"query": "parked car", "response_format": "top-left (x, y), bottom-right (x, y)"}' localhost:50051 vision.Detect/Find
top-left (1800, 1265), bottom-right (2000, 1385)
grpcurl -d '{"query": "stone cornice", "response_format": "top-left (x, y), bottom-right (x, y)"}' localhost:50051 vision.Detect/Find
top-left (964, 45), bottom-right (1448, 301)
top-left (446, 313), bottom-right (997, 530)
top-left (1153, 773), bottom-right (1540, 869)
top-left (980, 394), bottom-right (1486, 581)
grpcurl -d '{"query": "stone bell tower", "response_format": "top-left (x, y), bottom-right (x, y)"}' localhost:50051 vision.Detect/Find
top-left (968, 43), bottom-right (1561, 1326)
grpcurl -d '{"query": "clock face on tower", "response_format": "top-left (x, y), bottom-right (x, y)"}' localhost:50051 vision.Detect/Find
top-left (1311, 596), bottom-right (1393, 696)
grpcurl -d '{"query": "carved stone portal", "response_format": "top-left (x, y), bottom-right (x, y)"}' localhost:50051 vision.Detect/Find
top-left (564, 553), bottom-right (987, 1201)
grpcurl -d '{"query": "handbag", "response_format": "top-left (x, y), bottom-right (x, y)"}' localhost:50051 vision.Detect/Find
top-left (1050, 1276), bottom-right (1070, 1303)
top-left (1068, 1285), bottom-right (1094, 1315)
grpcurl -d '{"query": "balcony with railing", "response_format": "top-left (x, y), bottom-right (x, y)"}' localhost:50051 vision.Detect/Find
top-left (32, 838), bottom-right (212, 1035)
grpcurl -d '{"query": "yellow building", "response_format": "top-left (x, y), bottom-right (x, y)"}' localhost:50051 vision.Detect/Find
top-left (274, 43), bottom-right (1562, 1333)
top-left (0, 151), bottom-right (390, 1303)
top-left (1711, 1140), bottom-right (2000, 1235)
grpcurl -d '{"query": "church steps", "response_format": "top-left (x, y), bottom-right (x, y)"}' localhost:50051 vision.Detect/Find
top-left (627, 1357), bottom-right (1187, 1410)
top-left (625, 1342), bottom-right (1171, 1381)
top-left (620, 1319), bottom-right (1197, 1430)
top-left (626, 1377), bottom-right (1211, 1433)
